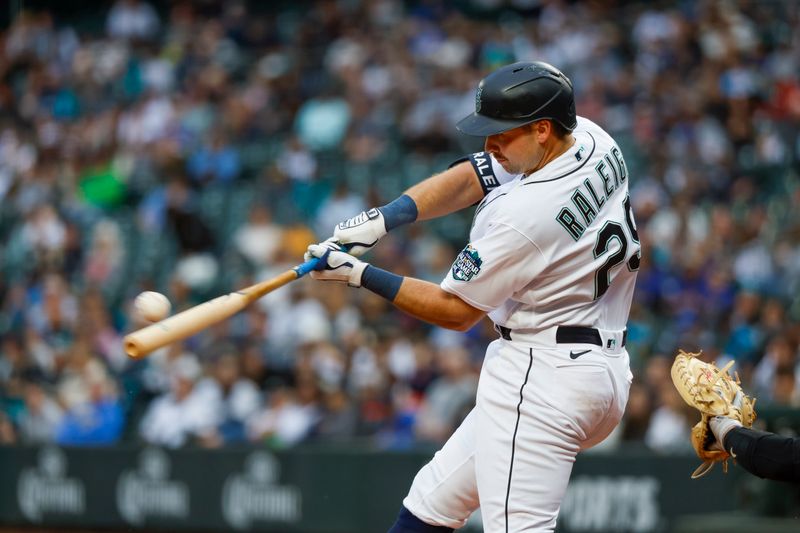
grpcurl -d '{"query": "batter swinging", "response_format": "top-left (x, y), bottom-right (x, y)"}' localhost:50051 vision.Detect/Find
top-left (306, 61), bottom-right (638, 533)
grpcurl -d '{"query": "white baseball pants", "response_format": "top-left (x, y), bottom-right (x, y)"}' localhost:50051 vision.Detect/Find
top-left (403, 332), bottom-right (632, 532)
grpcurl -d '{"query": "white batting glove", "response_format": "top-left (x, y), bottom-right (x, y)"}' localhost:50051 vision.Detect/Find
top-left (332, 208), bottom-right (387, 256)
top-left (304, 240), bottom-right (368, 287)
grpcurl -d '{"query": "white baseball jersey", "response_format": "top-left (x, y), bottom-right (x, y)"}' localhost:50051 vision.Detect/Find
top-left (403, 116), bottom-right (636, 532)
top-left (442, 116), bottom-right (640, 333)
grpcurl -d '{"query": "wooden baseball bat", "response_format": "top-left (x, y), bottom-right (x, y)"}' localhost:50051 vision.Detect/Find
top-left (123, 258), bottom-right (321, 359)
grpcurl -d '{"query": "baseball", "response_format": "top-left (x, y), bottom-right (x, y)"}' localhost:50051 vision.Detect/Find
top-left (134, 291), bottom-right (172, 322)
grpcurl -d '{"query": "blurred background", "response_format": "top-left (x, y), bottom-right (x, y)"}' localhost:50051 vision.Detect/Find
top-left (0, 0), bottom-right (799, 532)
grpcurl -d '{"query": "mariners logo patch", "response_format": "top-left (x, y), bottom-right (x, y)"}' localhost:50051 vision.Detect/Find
top-left (475, 86), bottom-right (483, 112)
top-left (451, 244), bottom-right (482, 282)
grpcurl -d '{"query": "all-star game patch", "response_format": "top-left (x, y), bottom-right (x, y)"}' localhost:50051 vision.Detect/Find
top-left (451, 244), bottom-right (482, 282)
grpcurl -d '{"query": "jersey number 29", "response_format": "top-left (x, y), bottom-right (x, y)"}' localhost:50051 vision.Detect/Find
top-left (593, 195), bottom-right (640, 300)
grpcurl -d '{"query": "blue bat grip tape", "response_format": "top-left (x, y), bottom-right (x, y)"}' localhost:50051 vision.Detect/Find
top-left (293, 257), bottom-right (321, 277)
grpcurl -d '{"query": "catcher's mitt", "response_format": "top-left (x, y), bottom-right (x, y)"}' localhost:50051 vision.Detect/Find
top-left (670, 350), bottom-right (757, 479)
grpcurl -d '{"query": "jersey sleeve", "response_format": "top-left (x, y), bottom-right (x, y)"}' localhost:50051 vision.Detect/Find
top-left (441, 222), bottom-right (544, 311)
top-left (449, 152), bottom-right (519, 196)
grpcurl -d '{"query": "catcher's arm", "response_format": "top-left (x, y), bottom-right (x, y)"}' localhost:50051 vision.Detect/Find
top-left (720, 425), bottom-right (800, 482)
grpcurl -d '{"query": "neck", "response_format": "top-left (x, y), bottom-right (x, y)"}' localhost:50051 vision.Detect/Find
top-left (526, 133), bottom-right (575, 175)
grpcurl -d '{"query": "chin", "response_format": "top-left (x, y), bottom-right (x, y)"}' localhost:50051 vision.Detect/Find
top-left (496, 159), bottom-right (512, 171)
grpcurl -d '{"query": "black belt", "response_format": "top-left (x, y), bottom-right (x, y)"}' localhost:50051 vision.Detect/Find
top-left (495, 325), bottom-right (626, 348)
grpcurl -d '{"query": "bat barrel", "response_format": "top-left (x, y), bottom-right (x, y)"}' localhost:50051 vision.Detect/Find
top-left (123, 292), bottom-right (250, 358)
top-left (122, 263), bottom-right (314, 359)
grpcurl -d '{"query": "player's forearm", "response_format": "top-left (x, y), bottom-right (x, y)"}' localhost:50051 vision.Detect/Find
top-left (404, 161), bottom-right (484, 221)
top-left (393, 278), bottom-right (485, 331)
top-left (360, 266), bottom-right (485, 331)
top-left (332, 162), bottom-right (482, 255)
top-left (724, 427), bottom-right (800, 482)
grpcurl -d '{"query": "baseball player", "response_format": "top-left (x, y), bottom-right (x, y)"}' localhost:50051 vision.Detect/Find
top-left (306, 61), bottom-right (638, 532)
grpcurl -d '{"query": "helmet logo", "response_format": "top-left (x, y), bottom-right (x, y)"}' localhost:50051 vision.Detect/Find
top-left (475, 86), bottom-right (483, 113)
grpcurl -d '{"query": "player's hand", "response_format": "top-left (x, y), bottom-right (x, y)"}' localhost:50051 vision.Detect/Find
top-left (332, 208), bottom-right (387, 256)
top-left (708, 415), bottom-right (742, 451)
top-left (304, 240), bottom-right (368, 287)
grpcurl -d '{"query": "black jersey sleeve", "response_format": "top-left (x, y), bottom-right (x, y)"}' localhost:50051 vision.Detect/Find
top-left (724, 427), bottom-right (800, 482)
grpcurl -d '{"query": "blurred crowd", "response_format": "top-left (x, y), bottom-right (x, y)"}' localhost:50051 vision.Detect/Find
top-left (0, 0), bottom-right (799, 454)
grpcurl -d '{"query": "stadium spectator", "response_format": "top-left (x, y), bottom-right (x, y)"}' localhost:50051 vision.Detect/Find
top-left (414, 345), bottom-right (477, 444)
top-left (139, 355), bottom-right (220, 448)
top-left (0, 411), bottom-right (17, 444)
top-left (56, 361), bottom-right (125, 446)
top-left (246, 384), bottom-right (319, 448)
top-left (18, 380), bottom-right (63, 444)
top-left (196, 351), bottom-right (262, 447)
top-left (106, 0), bottom-right (160, 42)
top-left (232, 204), bottom-right (284, 268)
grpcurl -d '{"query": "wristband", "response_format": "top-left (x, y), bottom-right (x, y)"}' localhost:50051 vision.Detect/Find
top-left (360, 265), bottom-right (404, 301)
top-left (710, 416), bottom-right (742, 448)
top-left (378, 194), bottom-right (418, 231)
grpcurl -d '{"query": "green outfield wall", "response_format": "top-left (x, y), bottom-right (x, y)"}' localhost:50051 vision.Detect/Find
top-left (0, 444), bottom-right (789, 532)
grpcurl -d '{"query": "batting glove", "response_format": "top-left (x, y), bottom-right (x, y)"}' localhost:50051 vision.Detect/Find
top-left (305, 240), bottom-right (368, 287)
top-left (332, 208), bottom-right (387, 256)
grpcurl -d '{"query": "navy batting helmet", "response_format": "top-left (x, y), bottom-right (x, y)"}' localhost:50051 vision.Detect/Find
top-left (457, 61), bottom-right (577, 136)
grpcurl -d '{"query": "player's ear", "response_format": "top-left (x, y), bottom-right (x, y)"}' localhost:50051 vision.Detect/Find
top-left (532, 120), bottom-right (551, 142)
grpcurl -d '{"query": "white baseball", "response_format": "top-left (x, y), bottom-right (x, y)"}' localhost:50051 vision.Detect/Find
top-left (134, 291), bottom-right (172, 322)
